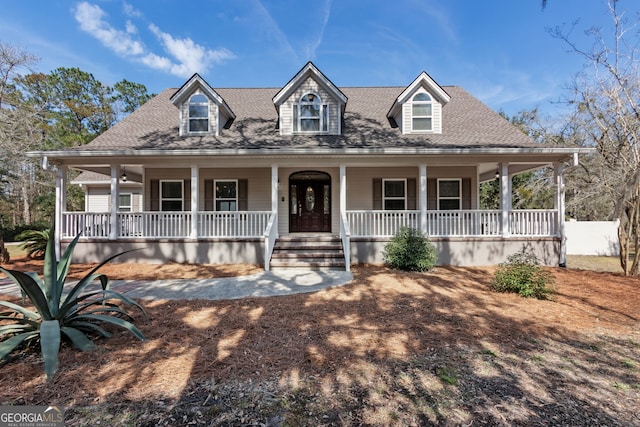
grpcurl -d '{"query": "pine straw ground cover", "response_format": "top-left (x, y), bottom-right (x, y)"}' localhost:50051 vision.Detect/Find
top-left (1, 259), bottom-right (640, 426)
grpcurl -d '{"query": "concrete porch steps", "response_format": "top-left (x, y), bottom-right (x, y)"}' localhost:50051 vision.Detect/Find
top-left (270, 235), bottom-right (346, 269)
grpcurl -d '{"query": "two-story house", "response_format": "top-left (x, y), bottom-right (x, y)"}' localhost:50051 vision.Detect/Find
top-left (32, 62), bottom-right (587, 270)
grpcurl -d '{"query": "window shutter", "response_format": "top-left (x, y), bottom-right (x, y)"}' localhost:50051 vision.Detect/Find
top-left (184, 180), bottom-right (191, 211)
top-left (427, 178), bottom-right (437, 210)
top-left (150, 180), bottom-right (159, 211)
top-left (462, 178), bottom-right (472, 209)
top-left (238, 179), bottom-right (248, 211)
top-left (204, 180), bottom-right (214, 211)
top-left (407, 178), bottom-right (417, 210)
top-left (373, 179), bottom-right (382, 209)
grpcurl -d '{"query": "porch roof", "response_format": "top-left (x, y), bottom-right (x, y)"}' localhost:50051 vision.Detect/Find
top-left (30, 86), bottom-right (585, 159)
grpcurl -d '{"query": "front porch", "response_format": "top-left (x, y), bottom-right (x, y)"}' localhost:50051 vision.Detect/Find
top-left (53, 156), bottom-right (570, 270)
top-left (59, 208), bottom-right (561, 269)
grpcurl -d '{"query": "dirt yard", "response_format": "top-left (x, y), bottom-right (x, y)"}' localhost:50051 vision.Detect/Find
top-left (1, 258), bottom-right (639, 426)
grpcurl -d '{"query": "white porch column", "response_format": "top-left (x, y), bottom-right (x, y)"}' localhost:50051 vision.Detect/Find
top-left (340, 165), bottom-right (347, 215)
top-left (499, 163), bottom-right (511, 238)
top-left (419, 164), bottom-right (427, 233)
top-left (109, 165), bottom-right (119, 240)
top-left (271, 165), bottom-right (278, 212)
top-left (555, 162), bottom-right (566, 266)
top-left (54, 165), bottom-right (67, 261)
top-left (191, 165), bottom-right (199, 239)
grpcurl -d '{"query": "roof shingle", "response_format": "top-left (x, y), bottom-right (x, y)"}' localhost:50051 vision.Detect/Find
top-left (74, 85), bottom-right (542, 152)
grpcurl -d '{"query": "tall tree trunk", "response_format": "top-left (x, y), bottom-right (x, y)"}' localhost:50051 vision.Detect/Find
top-left (630, 189), bottom-right (640, 275)
top-left (618, 188), bottom-right (640, 275)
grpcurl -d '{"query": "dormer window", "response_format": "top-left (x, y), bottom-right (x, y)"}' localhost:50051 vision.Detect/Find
top-left (294, 93), bottom-right (328, 133)
top-left (188, 93), bottom-right (209, 133)
top-left (411, 92), bottom-right (433, 132)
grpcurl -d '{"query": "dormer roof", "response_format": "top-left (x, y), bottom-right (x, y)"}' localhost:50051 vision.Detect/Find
top-left (272, 61), bottom-right (348, 110)
top-left (170, 73), bottom-right (236, 124)
top-left (387, 71), bottom-right (450, 119)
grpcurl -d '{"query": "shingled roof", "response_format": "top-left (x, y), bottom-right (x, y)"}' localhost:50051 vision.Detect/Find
top-left (71, 85), bottom-right (543, 153)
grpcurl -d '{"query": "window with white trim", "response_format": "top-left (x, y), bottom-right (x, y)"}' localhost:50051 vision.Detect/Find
top-left (160, 180), bottom-right (183, 211)
top-left (411, 92), bottom-right (433, 132)
top-left (215, 180), bottom-right (237, 211)
top-left (188, 93), bottom-right (209, 133)
top-left (383, 179), bottom-right (406, 210)
top-left (118, 193), bottom-right (132, 212)
top-left (438, 179), bottom-right (461, 210)
top-left (294, 92), bottom-right (328, 133)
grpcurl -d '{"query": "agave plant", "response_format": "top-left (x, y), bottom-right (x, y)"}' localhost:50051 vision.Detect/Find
top-left (0, 230), bottom-right (147, 380)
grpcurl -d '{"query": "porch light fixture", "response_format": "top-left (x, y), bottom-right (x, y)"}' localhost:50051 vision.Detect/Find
top-left (495, 170), bottom-right (500, 180)
top-left (121, 168), bottom-right (127, 182)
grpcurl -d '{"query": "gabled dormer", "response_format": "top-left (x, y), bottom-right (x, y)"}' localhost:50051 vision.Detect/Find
top-left (273, 62), bottom-right (347, 136)
top-left (170, 73), bottom-right (235, 137)
top-left (387, 72), bottom-right (450, 135)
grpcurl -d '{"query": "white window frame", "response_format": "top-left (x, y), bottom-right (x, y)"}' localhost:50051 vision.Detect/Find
top-left (160, 180), bottom-right (184, 211)
top-left (188, 93), bottom-right (210, 134)
top-left (118, 193), bottom-right (132, 212)
top-left (411, 92), bottom-right (433, 133)
top-left (214, 179), bottom-right (238, 211)
top-left (382, 178), bottom-right (407, 210)
top-left (437, 178), bottom-right (461, 210)
top-left (294, 92), bottom-right (328, 134)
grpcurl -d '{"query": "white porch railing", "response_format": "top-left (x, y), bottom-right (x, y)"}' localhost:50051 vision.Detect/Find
top-left (347, 210), bottom-right (420, 237)
top-left (63, 212), bottom-right (112, 238)
top-left (263, 212), bottom-right (278, 271)
top-left (119, 212), bottom-right (192, 238)
top-left (61, 211), bottom-right (271, 239)
top-left (340, 211), bottom-right (351, 272)
top-left (63, 209), bottom-right (559, 240)
top-left (198, 211), bottom-right (272, 238)
top-left (426, 210), bottom-right (502, 237)
top-left (509, 210), bottom-right (558, 237)
top-left (346, 209), bottom-right (558, 238)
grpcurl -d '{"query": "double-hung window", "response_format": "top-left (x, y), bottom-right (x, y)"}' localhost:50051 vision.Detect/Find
top-left (438, 179), bottom-right (461, 210)
top-left (383, 179), bottom-right (406, 210)
top-left (118, 193), bottom-right (132, 212)
top-left (160, 180), bottom-right (183, 211)
top-left (215, 180), bottom-right (237, 211)
top-left (294, 93), bottom-right (328, 133)
top-left (188, 93), bottom-right (209, 133)
top-left (411, 92), bottom-right (433, 132)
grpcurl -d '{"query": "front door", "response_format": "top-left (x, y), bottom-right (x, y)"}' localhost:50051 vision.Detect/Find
top-left (289, 171), bottom-right (331, 232)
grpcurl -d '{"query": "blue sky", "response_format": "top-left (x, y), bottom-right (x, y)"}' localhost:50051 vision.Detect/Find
top-left (0, 0), bottom-right (634, 117)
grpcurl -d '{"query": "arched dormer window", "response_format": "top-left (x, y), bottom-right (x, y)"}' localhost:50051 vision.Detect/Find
top-left (294, 93), bottom-right (328, 133)
top-left (411, 92), bottom-right (433, 132)
top-left (188, 93), bottom-right (209, 133)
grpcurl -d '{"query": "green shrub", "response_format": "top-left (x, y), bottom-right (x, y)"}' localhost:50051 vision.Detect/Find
top-left (0, 229), bottom-right (147, 380)
top-left (16, 228), bottom-right (50, 259)
top-left (492, 250), bottom-right (555, 300)
top-left (383, 226), bottom-right (437, 272)
top-left (1, 222), bottom-right (49, 242)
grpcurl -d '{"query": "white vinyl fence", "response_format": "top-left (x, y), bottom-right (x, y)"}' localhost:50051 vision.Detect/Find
top-left (565, 219), bottom-right (620, 256)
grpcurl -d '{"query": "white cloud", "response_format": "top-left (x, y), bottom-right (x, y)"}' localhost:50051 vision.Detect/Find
top-left (149, 24), bottom-right (234, 77)
top-left (252, 0), bottom-right (332, 62)
top-left (304, 0), bottom-right (332, 60)
top-left (122, 2), bottom-right (142, 18)
top-left (74, 2), bottom-right (144, 56)
top-left (125, 20), bottom-right (137, 35)
top-left (73, 2), bottom-right (234, 78)
top-left (251, 0), bottom-right (299, 62)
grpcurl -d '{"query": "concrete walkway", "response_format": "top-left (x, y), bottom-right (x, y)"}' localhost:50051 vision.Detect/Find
top-left (0, 269), bottom-right (354, 301)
